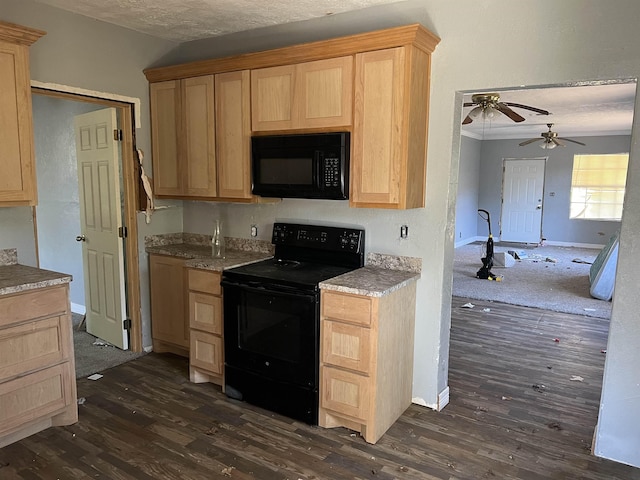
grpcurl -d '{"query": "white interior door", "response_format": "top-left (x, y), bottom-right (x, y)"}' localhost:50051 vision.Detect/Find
top-left (500, 158), bottom-right (546, 243)
top-left (74, 108), bottom-right (128, 349)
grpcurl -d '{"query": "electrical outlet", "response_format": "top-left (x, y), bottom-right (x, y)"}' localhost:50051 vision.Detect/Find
top-left (400, 225), bottom-right (408, 239)
top-left (250, 225), bottom-right (258, 237)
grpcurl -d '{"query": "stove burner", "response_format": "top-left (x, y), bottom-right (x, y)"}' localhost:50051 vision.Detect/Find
top-left (275, 259), bottom-right (301, 268)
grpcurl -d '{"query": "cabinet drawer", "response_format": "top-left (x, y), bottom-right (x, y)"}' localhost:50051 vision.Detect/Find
top-left (189, 292), bottom-right (222, 334)
top-left (321, 366), bottom-right (370, 421)
top-left (0, 316), bottom-right (71, 381)
top-left (322, 320), bottom-right (371, 374)
top-left (0, 362), bottom-right (74, 436)
top-left (188, 269), bottom-right (221, 295)
top-left (0, 286), bottom-right (68, 328)
top-left (321, 291), bottom-right (373, 326)
top-left (190, 330), bottom-right (223, 375)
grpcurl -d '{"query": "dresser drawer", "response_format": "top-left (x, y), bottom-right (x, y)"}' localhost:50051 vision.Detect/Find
top-left (0, 316), bottom-right (71, 381)
top-left (189, 292), bottom-right (222, 334)
top-left (0, 362), bottom-right (74, 436)
top-left (321, 291), bottom-right (373, 326)
top-left (190, 330), bottom-right (223, 375)
top-left (0, 286), bottom-right (68, 328)
top-left (320, 365), bottom-right (370, 421)
top-left (321, 320), bottom-right (371, 374)
top-left (188, 269), bottom-right (221, 295)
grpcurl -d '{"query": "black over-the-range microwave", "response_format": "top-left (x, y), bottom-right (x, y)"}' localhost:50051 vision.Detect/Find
top-left (251, 132), bottom-right (349, 200)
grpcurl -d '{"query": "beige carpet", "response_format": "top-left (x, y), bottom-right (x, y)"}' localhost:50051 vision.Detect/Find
top-left (72, 314), bottom-right (146, 378)
top-left (453, 242), bottom-right (612, 319)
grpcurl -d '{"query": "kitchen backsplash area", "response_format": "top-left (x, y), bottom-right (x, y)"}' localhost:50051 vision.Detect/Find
top-left (145, 233), bottom-right (274, 254)
top-left (0, 248), bottom-right (18, 266)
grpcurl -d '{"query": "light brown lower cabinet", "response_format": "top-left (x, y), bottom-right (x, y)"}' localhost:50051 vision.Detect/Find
top-left (187, 268), bottom-right (224, 386)
top-left (149, 254), bottom-right (189, 356)
top-left (0, 284), bottom-right (77, 448)
top-left (319, 284), bottom-right (417, 444)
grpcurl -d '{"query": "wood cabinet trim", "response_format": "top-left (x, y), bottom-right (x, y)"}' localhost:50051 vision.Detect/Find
top-left (144, 24), bottom-right (439, 83)
top-left (0, 21), bottom-right (46, 46)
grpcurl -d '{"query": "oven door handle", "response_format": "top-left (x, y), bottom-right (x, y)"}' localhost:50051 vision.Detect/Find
top-left (221, 279), bottom-right (317, 302)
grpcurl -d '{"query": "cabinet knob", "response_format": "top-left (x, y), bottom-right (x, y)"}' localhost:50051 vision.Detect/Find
top-left (76, 235), bottom-right (86, 242)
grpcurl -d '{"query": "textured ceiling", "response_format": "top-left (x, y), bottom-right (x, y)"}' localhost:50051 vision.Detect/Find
top-left (461, 82), bottom-right (637, 141)
top-left (33, 0), bottom-right (404, 42)
top-left (33, 0), bottom-right (637, 140)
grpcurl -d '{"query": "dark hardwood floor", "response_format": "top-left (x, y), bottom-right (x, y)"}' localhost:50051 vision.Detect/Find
top-left (2, 297), bottom-right (639, 479)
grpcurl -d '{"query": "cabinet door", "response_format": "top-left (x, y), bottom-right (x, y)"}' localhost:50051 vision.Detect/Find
top-left (182, 75), bottom-right (217, 197)
top-left (0, 363), bottom-right (74, 436)
top-left (189, 292), bottom-right (222, 334)
top-left (351, 47), bottom-right (405, 208)
top-left (149, 255), bottom-right (188, 349)
top-left (322, 320), bottom-right (371, 374)
top-left (150, 80), bottom-right (182, 196)
top-left (215, 70), bottom-right (252, 199)
top-left (190, 330), bottom-right (223, 375)
top-left (0, 41), bottom-right (37, 205)
top-left (320, 365), bottom-right (370, 421)
top-left (251, 65), bottom-right (295, 131)
top-left (297, 56), bottom-right (353, 129)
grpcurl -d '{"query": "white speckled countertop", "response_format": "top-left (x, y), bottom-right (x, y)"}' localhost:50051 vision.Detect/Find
top-left (319, 266), bottom-right (420, 297)
top-left (145, 236), bottom-right (422, 295)
top-left (145, 234), bottom-right (273, 272)
top-left (0, 263), bottom-right (72, 296)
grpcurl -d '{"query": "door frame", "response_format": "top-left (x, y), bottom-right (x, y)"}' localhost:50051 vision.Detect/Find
top-left (31, 86), bottom-right (142, 352)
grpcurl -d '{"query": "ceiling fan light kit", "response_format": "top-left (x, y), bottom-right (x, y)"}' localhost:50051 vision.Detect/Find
top-left (519, 123), bottom-right (586, 149)
top-left (462, 92), bottom-right (550, 125)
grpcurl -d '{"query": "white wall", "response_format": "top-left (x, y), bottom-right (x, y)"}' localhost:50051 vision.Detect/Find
top-left (455, 135), bottom-right (482, 246)
top-left (0, 208), bottom-right (36, 266)
top-left (476, 135), bottom-right (629, 246)
top-left (32, 94), bottom-right (102, 310)
top-left (1, 0), bottom-right (183, 346)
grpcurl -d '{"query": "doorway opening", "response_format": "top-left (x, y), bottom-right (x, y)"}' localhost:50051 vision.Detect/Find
top-left (451, 79), bottom-right (637, 447)
top-left (31, 87), bottom-right (143, 360)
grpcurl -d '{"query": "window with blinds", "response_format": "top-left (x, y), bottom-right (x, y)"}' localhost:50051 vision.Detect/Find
top-left (570, 153), bottom-right (629, 220)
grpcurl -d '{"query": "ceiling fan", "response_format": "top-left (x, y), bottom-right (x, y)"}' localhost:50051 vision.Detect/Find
top-left (519, 123), bottom-right (586, 149)
top-left (462, 93), bottom-right (550, 125)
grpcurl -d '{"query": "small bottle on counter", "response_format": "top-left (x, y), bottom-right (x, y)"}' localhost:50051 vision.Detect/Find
top-left (212, 219), bottom-right (225, 258)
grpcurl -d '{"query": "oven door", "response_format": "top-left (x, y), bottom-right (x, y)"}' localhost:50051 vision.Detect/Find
top-left (222, 279), bottom-right (319, 388)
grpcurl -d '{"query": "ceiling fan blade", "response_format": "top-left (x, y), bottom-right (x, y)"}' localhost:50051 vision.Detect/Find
top-left (462, 114), bottom-right (473, 125)
top-left (552, 138), bottom-right (565, 147)
top-left (503, 102), bottom-right (550, 116)
top-left (463, 102), bottom-right (476, 107)
top-left (518, 138), bottom-right (541, 146)
top-left (496, 103), bottom-right (526, 123)
top-left (558, 137), bottom-right (586, 146)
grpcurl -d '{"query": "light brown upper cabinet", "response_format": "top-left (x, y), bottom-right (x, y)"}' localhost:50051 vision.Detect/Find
top-left (144, 24), bottom-right (439, 209)
top-left (251, 56), bottom-right (353, 132)
top-left (215, 70), bottom-right (252, 199)
top-left (0, 21), bottom-right (45, 206)
top-left (150, 75), bottom-right (217, 198)
top-left (350, 46), bottom-right (431, 209)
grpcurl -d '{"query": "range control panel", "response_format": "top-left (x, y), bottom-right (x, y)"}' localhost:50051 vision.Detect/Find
top-left (272, 222), bottom-right (364, 254)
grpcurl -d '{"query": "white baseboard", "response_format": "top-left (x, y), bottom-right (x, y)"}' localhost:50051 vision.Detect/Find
top-left (543, 240), bottom-right (605, 249)
top-left (455, 236), bottom-right (484, 248)
top-left (437, 386), bottom-right (450, 411)
top-left (456, 237), bottom-right (605, 250)
top-left (71, 302), bottom-right (86, 315)
top-left (411, 386), bottom-right (450, 411)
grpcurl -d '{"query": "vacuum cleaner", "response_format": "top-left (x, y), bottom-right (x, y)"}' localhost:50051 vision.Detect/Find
top-left (476, 209), bottom-right (502, 281)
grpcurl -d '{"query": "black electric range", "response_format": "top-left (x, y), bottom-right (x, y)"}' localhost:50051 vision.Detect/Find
top-left (221, 222), bottom-right (365, 424)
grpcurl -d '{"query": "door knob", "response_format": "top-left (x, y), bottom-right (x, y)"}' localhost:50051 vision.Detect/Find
top-left (76, 235), bottom-right (86, 242)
